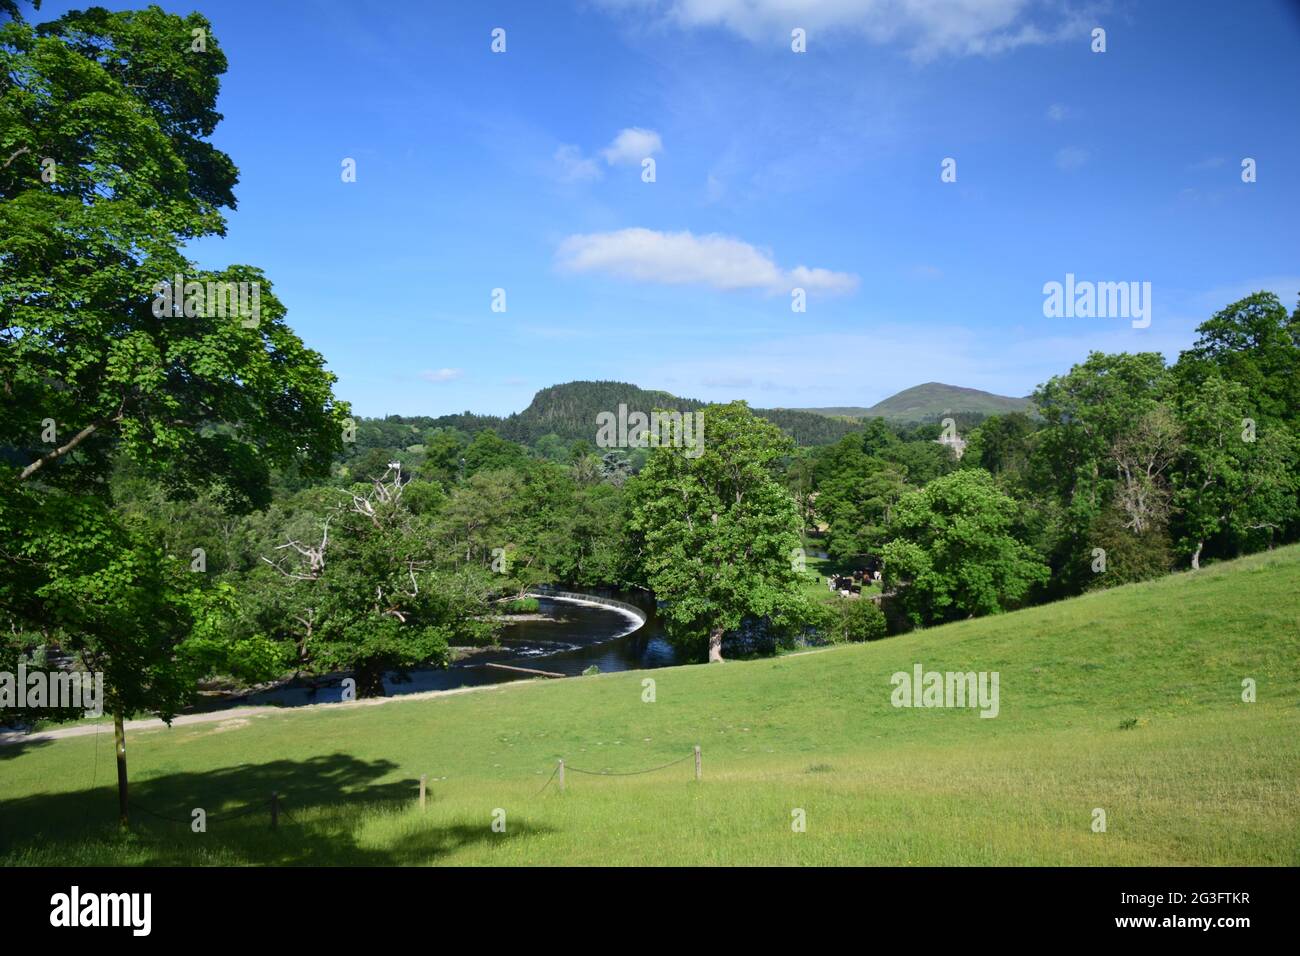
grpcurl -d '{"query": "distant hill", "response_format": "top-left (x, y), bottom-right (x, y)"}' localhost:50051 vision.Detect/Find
top-left (797, 383), bottom-right (1033, 423)
top-left (381, 381), bottom-right (866, 447)
top-left (369, 381), bottom-right (1034, 450)
top-left (514, 382), bottom-right (865, 446)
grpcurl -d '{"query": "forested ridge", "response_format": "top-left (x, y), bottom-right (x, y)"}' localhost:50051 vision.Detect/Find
top-left (368, 379), bottom-right (867, 448)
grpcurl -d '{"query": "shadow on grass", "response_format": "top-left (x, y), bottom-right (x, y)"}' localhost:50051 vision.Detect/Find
top-left (0, 752), bottom-right (551, 865)
top-left (0, 735), bottom-right (52, 760)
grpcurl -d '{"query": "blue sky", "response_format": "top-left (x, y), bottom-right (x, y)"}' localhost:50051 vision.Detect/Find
top-left (44, 0), bottom-right (1300, 416)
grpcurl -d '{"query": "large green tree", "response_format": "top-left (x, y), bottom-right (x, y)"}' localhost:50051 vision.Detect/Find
top-left (1169, 292), bottom-right (1300, 565)
top-left (1028, 351), bottom-right (1171, 593)
top-left (816, 454), bottom-right (909, 562)
top-left (1180, 292), bottom-right (1300, 431)
top-left (963, 412), bottom-right (1037, 481)
top-left (1170, 371), bottom-right (1299, 568)
top-left (0, 5), bottom-right (346, 825)
top-left (881, 469), bottom-right (1049, 626)
top-left (627, 402), bottom-right (808, 662)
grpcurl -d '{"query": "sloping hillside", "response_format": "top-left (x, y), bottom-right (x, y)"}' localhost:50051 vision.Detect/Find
top-left (3, 547), bottom-right (1296, 866)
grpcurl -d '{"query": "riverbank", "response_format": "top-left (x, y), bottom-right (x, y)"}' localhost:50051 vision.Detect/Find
top-left (0, 678), bottom-right (535, 747)
top-left (2, 590), bottom-right (672, 737)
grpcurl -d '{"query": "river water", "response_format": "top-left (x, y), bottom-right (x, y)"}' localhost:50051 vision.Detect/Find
top-left (233, 590), bottom-right (679, 709)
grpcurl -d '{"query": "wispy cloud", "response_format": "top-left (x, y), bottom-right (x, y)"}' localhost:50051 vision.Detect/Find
top-left (554, 144), bottom-right (602, 182)
top-left (553, 127), bottom-right (664, 182)
top-left (649, 277), bottom-right (1300, 408)
top-left (593, 0), bottom-right (1097, 61)
top-left (556, 227), bottom-right (859, 295)
top-left (1046, 102), bottom-right (1069, 122)
top-left (639, 315), bottom-right (1202, 409)
top-left (1055, 146), bottom-right (1089, 171)
top-left (602, 127), bottom-right (663, 165)
top-left (419, 368), bottom-right (463, 383)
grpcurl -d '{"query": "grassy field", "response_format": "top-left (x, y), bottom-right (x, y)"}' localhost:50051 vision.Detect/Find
top-left (798, 553), bottom-right (882, 604)
top-left (2, 546), bottom-right (1298, 866)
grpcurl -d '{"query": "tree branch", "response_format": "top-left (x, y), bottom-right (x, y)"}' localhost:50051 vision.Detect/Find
top-left (19, 413), bottom-right (119, 480)
top-left (2, 147), bottom-right (31, 170)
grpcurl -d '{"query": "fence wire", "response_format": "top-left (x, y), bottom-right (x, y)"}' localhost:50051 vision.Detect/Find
top-left (133, 797), bottom-right (274, 826)
top-left (562, 752), bottom-right (695, 777)
top-left (116, 746), bottom-right (702, 827)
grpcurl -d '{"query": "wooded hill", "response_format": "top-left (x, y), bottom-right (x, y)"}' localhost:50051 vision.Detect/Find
top-left (377, 380), bottom-right (869, 447)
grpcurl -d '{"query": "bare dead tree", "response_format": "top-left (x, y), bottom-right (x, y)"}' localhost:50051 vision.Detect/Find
top-left (260, 515), bottom-right (331, 581)
top-left (1110, 406), bottom-right (1182, 534)
top-left (261, 463), bottom-right (405, 580)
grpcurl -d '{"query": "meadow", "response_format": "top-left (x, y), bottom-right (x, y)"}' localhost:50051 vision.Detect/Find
top-left (2, 546), bottom-right (1297, 866)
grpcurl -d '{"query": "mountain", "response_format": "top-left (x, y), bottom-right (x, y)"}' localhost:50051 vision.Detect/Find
top-left (372, 381), bottom-right (1034, 450)
top-left (514, 381), bottom-right (865, 445)
top-left (796, 383), bottom-right (1033, 423)
top-left (381, 381), bottom-right (867, 447)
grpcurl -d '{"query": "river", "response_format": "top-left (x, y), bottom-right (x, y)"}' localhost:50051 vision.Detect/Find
top-left (231, 589), bottom-right (679, 709)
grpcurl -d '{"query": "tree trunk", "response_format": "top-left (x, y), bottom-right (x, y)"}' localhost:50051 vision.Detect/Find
top-left (353, 659), bottom-right (387, 698)
top-left (707, 627), bottom-right (725, 663)
top-left (1191, 540), bottom-right (1203, 571)
top-left (114, 708), bottom-right (129, 829)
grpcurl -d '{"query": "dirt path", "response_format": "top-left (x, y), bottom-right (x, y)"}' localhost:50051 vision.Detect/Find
top-left (0, 679), bottom-right (527, 747)
top-left (0, 630), bottom-right (838, 748)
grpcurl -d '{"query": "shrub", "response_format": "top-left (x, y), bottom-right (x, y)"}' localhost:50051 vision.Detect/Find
top-left (818, 597), bottom-right (888, 643)
top-left (1085, 504), bottom-right (1174, 591)
top-left (503, 597), bottom-right (540, 614)
top-left (842, 598), bottom-right (887, 642)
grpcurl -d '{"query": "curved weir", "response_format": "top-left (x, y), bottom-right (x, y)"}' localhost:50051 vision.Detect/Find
top-left (222, 587), bottom-right (677, 710)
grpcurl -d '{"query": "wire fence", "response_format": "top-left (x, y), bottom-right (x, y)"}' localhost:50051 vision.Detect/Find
top-left (133, 796), bottom-right (275, 827)
top-left (534, 762), bottom-right (561, 796)
top-left (564, 752), bottom-right (695, 777)
top-left (123, 746), bottom-right (704, 830)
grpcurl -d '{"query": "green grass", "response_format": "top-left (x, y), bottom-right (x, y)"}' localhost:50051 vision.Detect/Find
top-left (2, 547), bottom-right (1298, 866)
top-left (501, 596), bottom-right (541, 614)
top-left (798, 554), bottom-right (882, 605)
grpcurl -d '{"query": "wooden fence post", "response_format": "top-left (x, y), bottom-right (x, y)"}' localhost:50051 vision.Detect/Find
top-left (694, 745), bottom-right (702, 782)
top-left (270, 791), bottom-right (279, 829)
top-left (419, 774), bottom-right (427, 812)
top-left (558, 758), bottom-right (565, 793)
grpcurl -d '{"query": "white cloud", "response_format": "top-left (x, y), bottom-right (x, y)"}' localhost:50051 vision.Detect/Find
top-left (420, 368), bottom-right (463, 383)
top-left (1046, 102), bottom-right (1069, 122)
top-left (788, 264), bottom-right (860, 295)
top-left (554, 144), bottom-right (603, 182)
top-left (552, 128), bottom-right (663, 182)
top-left (1055, 146), bottom-right (1088, 171)
top-left (602, 127), bottom-right (663, 165)
top-left (593, 0), bottom-right (1095, 61)
top-left (555, 227), bottom-right (858, 295)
